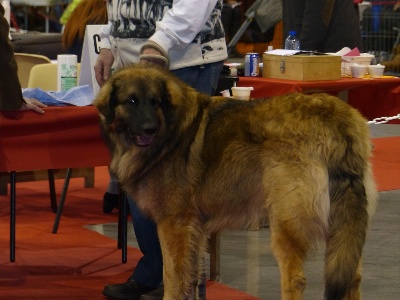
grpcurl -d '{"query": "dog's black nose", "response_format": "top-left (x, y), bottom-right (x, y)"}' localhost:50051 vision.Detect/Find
top-left (144, 127), bottom-right (157, 135)
top-left (140, 120), bottom-right (158, 135)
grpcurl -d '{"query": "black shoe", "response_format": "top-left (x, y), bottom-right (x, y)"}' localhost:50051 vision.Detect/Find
top-left (139, 284), bottom-right (206, 300)
top-left (102, 279), bottom-right (156, 300)
top-left (139, 285), bottom-right (163, 300)
top-left (103, 192), bottom-right (119, 214)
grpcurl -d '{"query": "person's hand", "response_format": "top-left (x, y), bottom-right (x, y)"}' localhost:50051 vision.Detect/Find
top-left (94, 48), bottom-right (114, 87)
top-left (139, 41), bottom-right (169, 69)
top-left (139, 47), bottom-right (168, 68)
top-left (19, 98), bottom-right (47, 114)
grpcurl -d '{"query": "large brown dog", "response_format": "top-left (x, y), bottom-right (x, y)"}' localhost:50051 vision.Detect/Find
top-left (94, 65), bottom-right (377, 300)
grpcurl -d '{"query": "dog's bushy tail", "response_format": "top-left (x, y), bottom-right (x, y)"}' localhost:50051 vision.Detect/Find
top-left (324, 117), bottom-right (377, 300)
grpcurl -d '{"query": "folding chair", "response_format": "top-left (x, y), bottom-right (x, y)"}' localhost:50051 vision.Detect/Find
top-left (28, 63), bottom-right (81, 90)
top-left (14, 53), bottom-right (52, 88)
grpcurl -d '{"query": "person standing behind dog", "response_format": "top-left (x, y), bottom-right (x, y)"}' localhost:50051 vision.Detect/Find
top-left (94, 1), bottom-right (227, 299)
top-left (282, 0), bottom-right (363, 52)
top-left (0, 2), bottom-right (46, 113)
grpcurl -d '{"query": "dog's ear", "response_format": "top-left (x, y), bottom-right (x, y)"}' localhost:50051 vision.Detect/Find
top-left (94, 82), bottom-right (118, 125)
top-left (106, 86), bottom-right (118, 124)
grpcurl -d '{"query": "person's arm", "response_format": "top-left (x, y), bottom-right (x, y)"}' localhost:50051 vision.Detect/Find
top-left (0, 3), bottom-right (46, 114)
top-left (150, 0), bottom-right (218, 51)
top-left (99, 20), bottom-right (112, 50)
top-left (140, 0), bottom-right (219, 67)
top-left (0, 3), bottom-right (24, 111)
top-left (94, 21), bottom-right (114, 87)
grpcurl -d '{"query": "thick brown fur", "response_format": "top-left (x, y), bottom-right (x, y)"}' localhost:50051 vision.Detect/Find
top-left (94, 65), bottom-right (377, 300)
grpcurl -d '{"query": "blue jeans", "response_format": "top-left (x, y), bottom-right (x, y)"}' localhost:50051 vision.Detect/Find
top-left (129, 61), bottom-right (224, 291)
top-left (171, 62), bottom-right (223, 95)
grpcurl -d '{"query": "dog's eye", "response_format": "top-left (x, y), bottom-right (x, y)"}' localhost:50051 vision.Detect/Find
top-left (130, 98), bottom-right (135, 104)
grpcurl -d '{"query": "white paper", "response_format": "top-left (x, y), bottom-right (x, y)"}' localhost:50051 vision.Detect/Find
top-left (79, 25), bottom-right (105, 96)
top-left (264, 49), bottom-right (300, 56)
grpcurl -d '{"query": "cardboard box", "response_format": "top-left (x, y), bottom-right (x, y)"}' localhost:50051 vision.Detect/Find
top-left (341, 53), bottom-right (374, 75)
top-left (262, 53), bottom-right (342, 81)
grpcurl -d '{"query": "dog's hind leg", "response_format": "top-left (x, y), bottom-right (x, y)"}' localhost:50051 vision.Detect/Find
top-left (270, 220), bottom-right (308, 300)
top-left (157, 217), bottom-right (205, 300)
top-left (268, 164), bottom-right (330, 300)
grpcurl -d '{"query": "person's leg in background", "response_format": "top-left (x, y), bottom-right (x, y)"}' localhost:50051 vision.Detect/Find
top-left (130, 198), bottom-right (163, 288)
top-left (103, 171), bottom-right (120, 214)
top-left (102, 61), bottom-right (224, 300)
top-left (102, 196), bottom-right (162, 300)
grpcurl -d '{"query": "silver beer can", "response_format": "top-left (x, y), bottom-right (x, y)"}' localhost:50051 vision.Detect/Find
top-left (244, 53), bottom-right (260, 77)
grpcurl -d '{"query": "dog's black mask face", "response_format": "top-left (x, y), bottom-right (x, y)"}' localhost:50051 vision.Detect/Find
top-left (119, 94), bottom-right (160, 147)
top-left (107, 77), bottom-right (169, 148)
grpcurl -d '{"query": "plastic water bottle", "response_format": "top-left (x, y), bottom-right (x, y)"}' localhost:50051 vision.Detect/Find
top-left (284, 31), bottom-right (300, 50)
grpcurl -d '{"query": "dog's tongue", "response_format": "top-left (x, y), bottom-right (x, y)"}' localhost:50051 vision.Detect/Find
top-left (136, 134), bottom-right (154, 146)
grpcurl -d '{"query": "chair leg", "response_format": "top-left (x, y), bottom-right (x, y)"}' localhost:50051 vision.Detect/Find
top-left (209, 232), bottom-right (221, 281)
top-left (47, 169), bottom-right (57, 212)
top-left (52, 168), bottom-right (73, 234)
top-left (10, 171), bottom-right (16, 262)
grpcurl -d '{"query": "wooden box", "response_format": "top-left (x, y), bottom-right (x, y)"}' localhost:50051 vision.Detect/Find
top-left (262, 53), bottom-right (341, 81)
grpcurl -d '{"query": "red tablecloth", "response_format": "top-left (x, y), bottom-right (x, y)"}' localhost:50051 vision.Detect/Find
top-left (0, 105), bottom-right (111, 172)
top-left (238, 76), bottom-right (400, 123)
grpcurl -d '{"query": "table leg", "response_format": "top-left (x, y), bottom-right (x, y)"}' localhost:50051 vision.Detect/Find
top-left (337, 90), bottom-right (349, 103)
top-left (117, 193), bottom-right (128, 263)
top-left (209, 232), bottom-right (220, 281)
top-left (45, 6), bottom-right (49, 33)
top-left (48, 169), bottom-right (57, 212)
top-left (23, 6), bottom-right (28, 30)
top-left (10, 171), bottom-right (16, 262)
top-left (52, 168), bottom-right (72, 234)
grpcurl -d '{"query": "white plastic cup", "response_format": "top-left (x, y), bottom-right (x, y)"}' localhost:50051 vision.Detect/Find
top-left (350, 64), bottom-right (367, 78)
top-left (231, 87), bottom-right (254, 100)
top-left (368, 64), bottom-right (385, 78)
top-left (220, 89), bottom-right (231, 97)
top-left (57, 54), bottom-right (78, 91)
top-left (229, 66), bottom-right (238, 76)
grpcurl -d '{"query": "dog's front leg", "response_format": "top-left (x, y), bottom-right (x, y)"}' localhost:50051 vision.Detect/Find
top-left (157, 218), bottom-right (200, 300)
